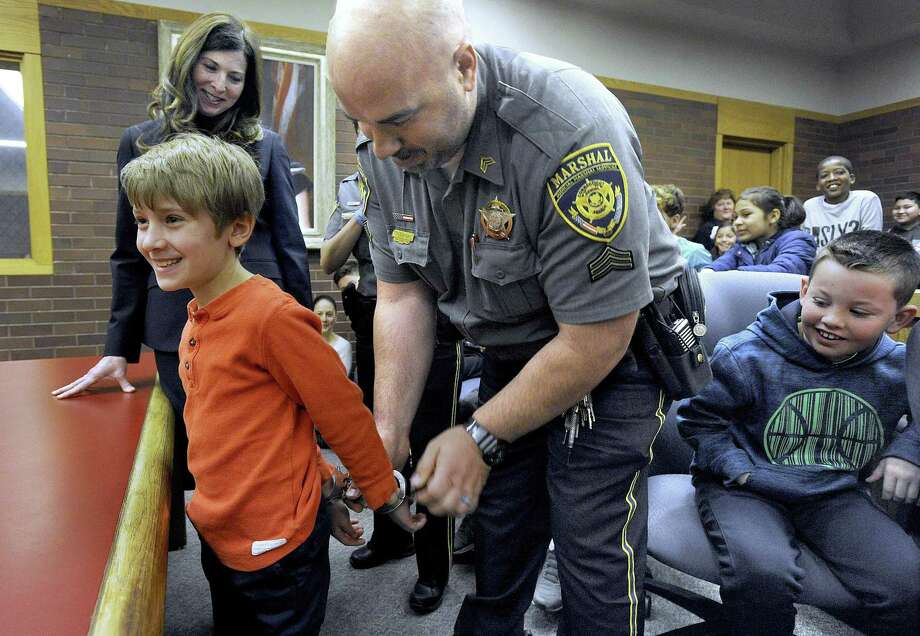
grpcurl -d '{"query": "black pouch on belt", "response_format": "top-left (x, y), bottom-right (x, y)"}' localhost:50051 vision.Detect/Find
top-left (634, 262), bottom-right (712, 400)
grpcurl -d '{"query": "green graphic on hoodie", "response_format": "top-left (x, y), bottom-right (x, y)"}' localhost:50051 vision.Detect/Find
top-left (764, 389), bottom-right (882, 470)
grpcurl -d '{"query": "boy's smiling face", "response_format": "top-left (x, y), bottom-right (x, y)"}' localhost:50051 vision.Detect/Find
top-left (816, 159), bottom-right (855, 204)
top-left (799, 258), bottom-right (915, 362)
top-left (892, 197), bottom-right (920, 228)
top-left (134, 197), bottom-right (249, 304)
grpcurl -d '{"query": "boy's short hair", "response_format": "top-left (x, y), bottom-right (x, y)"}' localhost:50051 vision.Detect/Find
top-left (121, 133), bottom-right (265, 233)
top-left (893, 191), bottom-right (920, 207)
top-left (809, 230), bottom-right (920, 307)
top-left (332, 260), bottom-right (358, 286)
top-left (651, 184), bottom-right (685, 217)
top-left (816, 155), bottom-right (854, 178)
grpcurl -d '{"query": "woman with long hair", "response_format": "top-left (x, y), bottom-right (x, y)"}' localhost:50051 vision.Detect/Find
top-left (54, 13), bottom-right (312, 549)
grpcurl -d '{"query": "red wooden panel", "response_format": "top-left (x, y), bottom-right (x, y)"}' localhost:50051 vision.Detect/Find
top-left (0, 354), bottom-right (157, 635)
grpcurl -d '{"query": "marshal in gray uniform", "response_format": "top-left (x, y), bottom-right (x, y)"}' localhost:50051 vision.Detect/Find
top-left (360, 44), bottom-right (683, 635)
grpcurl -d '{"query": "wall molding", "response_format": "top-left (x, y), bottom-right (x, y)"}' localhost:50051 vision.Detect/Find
top-left (32, 2), bottom-right (920, 125)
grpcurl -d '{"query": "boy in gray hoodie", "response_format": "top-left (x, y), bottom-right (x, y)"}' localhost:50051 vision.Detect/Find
top-left (678, 230), bottom-right (920, 634)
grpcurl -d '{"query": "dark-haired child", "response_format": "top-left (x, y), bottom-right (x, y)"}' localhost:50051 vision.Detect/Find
top-left (679, 230), bottom-right (920, 635)
top-left (708, 186), bottom-right (816, 274)
top-left (803, 155), bottom-right (883, 247)
top-left (122, 133), bottom-right (424, 634)
top-left (889, 190), bottom-right (920, 253)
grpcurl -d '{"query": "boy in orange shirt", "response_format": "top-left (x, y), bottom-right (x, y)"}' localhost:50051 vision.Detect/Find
top-left (121, 133), bottom-right (424, 634)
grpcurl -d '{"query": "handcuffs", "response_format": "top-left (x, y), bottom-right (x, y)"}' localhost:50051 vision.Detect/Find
top-left (326, 468), bottom-right (408, 515)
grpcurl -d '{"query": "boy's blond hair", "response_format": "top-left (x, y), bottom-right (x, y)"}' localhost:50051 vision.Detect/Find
top-left (121, 133), bottom-right (264, 235)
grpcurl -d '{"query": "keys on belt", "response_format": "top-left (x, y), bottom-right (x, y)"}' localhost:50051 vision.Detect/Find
top-left (563, 393), bottom-right (595, 448)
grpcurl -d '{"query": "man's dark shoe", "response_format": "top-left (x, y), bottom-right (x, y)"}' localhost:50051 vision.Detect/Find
top-left (348, 543), bottom-right (415, 569)
top-left (409, 580), bottom-right (445, 614)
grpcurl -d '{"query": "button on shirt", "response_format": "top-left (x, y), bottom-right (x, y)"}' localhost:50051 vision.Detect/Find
top-left (359, 44), bottom-right (683, 347)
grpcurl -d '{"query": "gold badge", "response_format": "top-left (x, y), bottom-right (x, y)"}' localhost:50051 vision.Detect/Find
top-left (391, 228), bottom-right (415, 244)
top-left (480, 156), bottom-right (496, 174)
top-left (479, 198), bottom-right (515, 240)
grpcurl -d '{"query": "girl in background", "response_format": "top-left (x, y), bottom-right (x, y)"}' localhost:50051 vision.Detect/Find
top-left (53, 13), bottom-right (312, 549)
top-left (709, 186), bottom-right (816, 275)
top-left (711, 222), bottom-right (737, 259)
top-left (314, 294), bottom-right (353, 375)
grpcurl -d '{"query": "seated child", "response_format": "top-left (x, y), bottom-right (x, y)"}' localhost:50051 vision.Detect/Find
top-left (314, 293), bottom-right (353, 374)
top-left (710, 221), bottom-right (736, 259)
top-left (121, 134), bottom-right (424, 634)
top-left (802, 155), bottom-right (883, 247)
top-left (652, 183), bottom-right (712, 271)
top-left (678, 230), bottom-right (920, 635)
top-left (709, 186), bottom-right (816, 274)
top-left (889, 190), bottom-right (920, 253)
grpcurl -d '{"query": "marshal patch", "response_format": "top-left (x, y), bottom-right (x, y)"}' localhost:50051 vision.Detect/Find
top-left (587, 246), bottom-right (634, 282)
top-left (547, 143), bottom-right (628, 243)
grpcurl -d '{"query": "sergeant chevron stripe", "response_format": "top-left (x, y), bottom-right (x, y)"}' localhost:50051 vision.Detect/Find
top-left (588, 246), bottom-right (634, 281)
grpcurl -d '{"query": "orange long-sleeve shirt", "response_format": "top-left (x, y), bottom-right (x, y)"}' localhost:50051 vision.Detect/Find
top-left (179, 275), bottom-right (395, 571)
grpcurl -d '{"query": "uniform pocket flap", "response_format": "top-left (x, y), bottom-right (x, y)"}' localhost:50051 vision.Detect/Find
top-left (471, 241), bottom-right (540, 286)
top-left (390, 232), bottom-right (430, 267)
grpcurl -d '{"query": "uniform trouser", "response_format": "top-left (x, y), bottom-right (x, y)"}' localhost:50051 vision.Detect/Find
top-left (345, 292), bottom-right (463, 586)
top-left (454, 347), bottom-right (668, 636)
top-left (694, 477), bottom-right (920, 636)
top-left (154, 349), bottom-right (192, 551)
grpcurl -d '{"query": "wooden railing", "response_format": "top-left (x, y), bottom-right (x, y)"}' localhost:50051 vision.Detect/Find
top-left (89, 378), bottom-right (174, 636)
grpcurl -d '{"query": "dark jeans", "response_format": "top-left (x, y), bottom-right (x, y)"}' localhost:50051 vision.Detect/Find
top-left (454, 348), bottom-right (667, 636)
top-left (344, 291), bottom-right (463, 586)
top-left (199, 501), bottom-right (332, 635)
top-left (366, 340), bottom-right (463, 586)
top-left (153, 349), bottom-right (192, 551)
top-left (695, 477), bottom-right (920, 635)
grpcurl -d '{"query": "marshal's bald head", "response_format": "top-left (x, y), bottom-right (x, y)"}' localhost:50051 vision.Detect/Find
top-left (327, 0), bottom-right (478, 173)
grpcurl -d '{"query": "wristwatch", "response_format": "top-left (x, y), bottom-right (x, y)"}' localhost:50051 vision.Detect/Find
top-left (465, 419), bottom-right (508, 466)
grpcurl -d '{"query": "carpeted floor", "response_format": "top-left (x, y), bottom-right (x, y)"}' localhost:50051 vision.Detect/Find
top-left (166, 473), bottom-right (861, 635)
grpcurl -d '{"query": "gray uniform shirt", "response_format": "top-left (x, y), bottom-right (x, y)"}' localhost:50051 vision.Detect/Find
top-left (323, 172), bottom-right (377, 297)
top-left (359, 44), bottom-right (683, 347)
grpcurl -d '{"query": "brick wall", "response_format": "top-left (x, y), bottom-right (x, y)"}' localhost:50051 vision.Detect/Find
top-left (615, 89), bottom-right (718, 235)
top-left (792, 117), bottom-right (838, 202)
top-left (840, 106), bottom-right (920, 219)
top-left (0, 6), bottom-right (157, 361)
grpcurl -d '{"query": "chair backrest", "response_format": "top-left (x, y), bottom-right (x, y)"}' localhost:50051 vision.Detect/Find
top-left (698, 270), bottom-right (803, 353)
top-left (650, 270), bottom-right (804, 475)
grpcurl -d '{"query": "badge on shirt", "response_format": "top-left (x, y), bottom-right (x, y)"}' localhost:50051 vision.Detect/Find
top-left (546, 142), bottom-right (628, 243)
top-left (479, 198), bottom-right (515, 240)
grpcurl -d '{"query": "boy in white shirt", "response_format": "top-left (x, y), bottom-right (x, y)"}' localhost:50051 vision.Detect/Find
top-left (802, 155), bottom-right (882, 248)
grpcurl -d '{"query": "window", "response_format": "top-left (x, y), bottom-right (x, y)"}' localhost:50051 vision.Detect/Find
top-left (160, 23), bottom-right (336, 248)
top-left (0, 0), bottom-right (53, 275)
top-left (0, 60), bottom-right (30, 259)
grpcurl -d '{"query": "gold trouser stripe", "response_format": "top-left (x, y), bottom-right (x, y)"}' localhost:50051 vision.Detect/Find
top-left (447, 340), bottom-right (463, 560)
top-left (619, 389), bottom-right (666, 636)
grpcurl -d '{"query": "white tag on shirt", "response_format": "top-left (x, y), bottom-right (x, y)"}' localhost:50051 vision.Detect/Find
top-left (251, 538), bottom-right (287, 556)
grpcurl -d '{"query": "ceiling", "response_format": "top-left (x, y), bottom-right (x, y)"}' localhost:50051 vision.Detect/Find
top-left (563, 0), bottom-right (920, 60)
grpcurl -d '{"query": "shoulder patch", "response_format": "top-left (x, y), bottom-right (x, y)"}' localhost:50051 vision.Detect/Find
top-left (546, 143), bottom-right (628, 243)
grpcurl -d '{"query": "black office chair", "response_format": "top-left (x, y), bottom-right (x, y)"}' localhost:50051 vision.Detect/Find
top-left (644, 270), bottom-right (920, 634)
